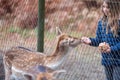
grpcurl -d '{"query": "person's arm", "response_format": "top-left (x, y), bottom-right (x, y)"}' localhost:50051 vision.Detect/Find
top-left (110, 44), bottom-right (120, 52)
top-left (89, 20), bottom-right (102, 47)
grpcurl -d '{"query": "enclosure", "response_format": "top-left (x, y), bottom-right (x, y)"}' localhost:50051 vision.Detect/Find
top-left (0, 0), bottom-right (118, 80)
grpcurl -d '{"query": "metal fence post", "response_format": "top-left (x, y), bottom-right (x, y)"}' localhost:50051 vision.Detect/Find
top-left (37, 0), bottom-right (45, 52)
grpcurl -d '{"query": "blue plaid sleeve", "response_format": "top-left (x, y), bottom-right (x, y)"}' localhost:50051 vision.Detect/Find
top-left (110, 43), bottom-right (120, 52)
top-left (90, 20), bottom-right (102, 47)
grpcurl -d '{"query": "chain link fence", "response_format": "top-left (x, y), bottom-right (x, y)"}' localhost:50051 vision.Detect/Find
top-left (1, 0), bottom-right (120, 80)
top-left (0, 53), bottom-right (4, 80)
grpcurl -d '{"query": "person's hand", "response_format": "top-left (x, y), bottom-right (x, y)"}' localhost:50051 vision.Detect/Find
top-left (81, 37), bottom-right (91, 45)
top-left (98, 42), bottom-right (110, 53)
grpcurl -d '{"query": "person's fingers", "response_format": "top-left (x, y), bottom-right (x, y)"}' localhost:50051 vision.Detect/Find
top-left (81, 37), bottom-right (87, 43)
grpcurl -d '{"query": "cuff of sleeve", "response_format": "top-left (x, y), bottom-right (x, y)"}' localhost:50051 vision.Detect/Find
top-left (89, 38), bottom-right (94, 46)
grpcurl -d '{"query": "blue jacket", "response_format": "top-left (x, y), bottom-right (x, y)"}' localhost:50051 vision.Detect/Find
top-left (90, 19), bottom-right (120, 66)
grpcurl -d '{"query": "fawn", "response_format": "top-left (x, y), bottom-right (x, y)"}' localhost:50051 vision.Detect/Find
top-left (3, 27), bottom-right (81, 80)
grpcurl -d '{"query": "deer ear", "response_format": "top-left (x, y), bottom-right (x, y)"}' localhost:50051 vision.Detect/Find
top-left (56, 27), bottom-right (62, 35)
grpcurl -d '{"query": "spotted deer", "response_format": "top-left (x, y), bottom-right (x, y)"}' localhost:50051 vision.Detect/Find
top-left (3, 27), bottom-right (81, 80)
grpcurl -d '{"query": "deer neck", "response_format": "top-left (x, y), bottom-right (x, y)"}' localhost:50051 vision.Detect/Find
top-left (51, 44), bottom-right (71, 58)
top-left (45, 46), bottom-right (72, 69)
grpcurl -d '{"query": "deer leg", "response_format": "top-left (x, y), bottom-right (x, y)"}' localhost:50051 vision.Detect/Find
top-left (4, 67), bottom-right (12, 80)
top-left (3, 59), bottom-right (12, 80)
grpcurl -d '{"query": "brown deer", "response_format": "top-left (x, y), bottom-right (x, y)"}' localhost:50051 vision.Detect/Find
top-left (3, 27), bottom-right (81, 80)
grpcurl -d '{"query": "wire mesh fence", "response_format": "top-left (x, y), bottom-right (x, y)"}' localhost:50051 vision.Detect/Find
top-left (0, 56), bottom-right (5, 80)
top-left (0, 0), bottom-right (120, 80)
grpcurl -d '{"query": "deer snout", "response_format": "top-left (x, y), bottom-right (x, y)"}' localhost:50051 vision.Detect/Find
top-left (70, 38), bottom-right (81, 47)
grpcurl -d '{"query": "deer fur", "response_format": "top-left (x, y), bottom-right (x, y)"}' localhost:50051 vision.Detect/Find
top-left (35, 65), bottom-right (66, 80)
top-left (3, 27), bottom-right (81, 80)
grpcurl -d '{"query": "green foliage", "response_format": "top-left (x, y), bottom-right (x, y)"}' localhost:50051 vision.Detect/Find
top-left (45, 31), bottom-right (56, 40)
top-left (8, 26), bottom-right (31, 38)
top-left (34, 27), bottom-right (38, 36)
top-left (8, 27), bottom-right (20, 33)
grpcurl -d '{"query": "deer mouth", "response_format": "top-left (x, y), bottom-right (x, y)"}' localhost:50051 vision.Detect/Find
top-left (70, 39), bottom-right (81, 47)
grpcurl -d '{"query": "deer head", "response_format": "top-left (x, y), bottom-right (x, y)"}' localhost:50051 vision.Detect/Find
top-left (36, 65), bottom-right (66, 80)
top-left (56, 27), bottom-right (81, 48)
top-left (36, 70), bottom-right (66, 80)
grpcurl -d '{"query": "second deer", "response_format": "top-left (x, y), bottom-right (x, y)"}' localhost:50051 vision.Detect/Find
top-left (24, 65), bottom-right (66, 80)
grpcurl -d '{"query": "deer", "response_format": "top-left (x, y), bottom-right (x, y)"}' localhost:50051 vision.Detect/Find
top-left (23, 65), bottom-right (66, 80)
top-left (35, 65), bottom-right (66, 80)
top-left (3, 27), bottom-right (81, 80)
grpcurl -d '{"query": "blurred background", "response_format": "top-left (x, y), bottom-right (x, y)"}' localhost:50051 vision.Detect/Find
top-left (0, 0), bottom-right (105, 80)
